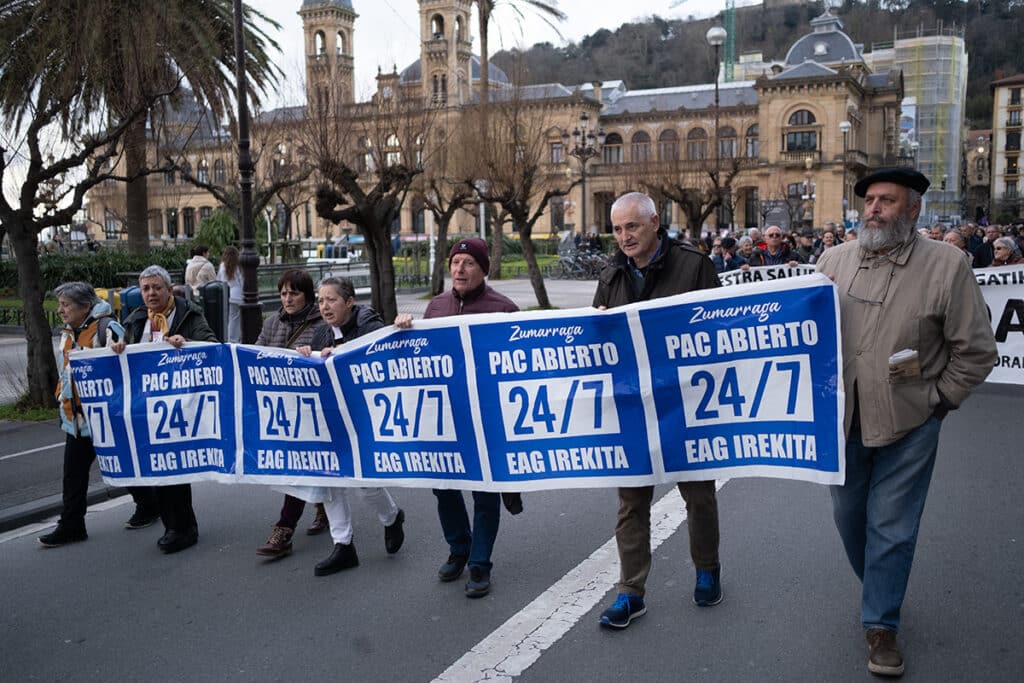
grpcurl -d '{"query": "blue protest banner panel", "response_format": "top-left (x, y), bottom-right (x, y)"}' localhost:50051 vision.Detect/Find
top-left (332, 326), bottom-right (485, 485)
top-left (235, 345), bottom-right (353, 481)
top-left (124, 343), bottom-right (236, 483)
top-left (639, 277), bottom-right (842, 484)
top-left (469, 312), bottom-right (655, 487)
top-left (71, 351), bottom-right (135, 479)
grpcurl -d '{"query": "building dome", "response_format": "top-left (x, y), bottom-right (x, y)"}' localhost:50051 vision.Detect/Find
top-left (301, 0), bottom-right (355, 9)
top-left (398, 55), bottom-right (510, 85)
top-left (784, 10), bottom-right (861, 66)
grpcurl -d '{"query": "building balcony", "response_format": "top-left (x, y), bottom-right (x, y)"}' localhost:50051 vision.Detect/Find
top-left (780, 149), bottom-right (820, 165)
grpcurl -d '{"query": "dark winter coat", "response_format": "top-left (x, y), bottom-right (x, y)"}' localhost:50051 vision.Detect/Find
top-left (123, 296), bottom-right (219, 345)
top-left (310, 304), bottom-right (385, 349)
top-left (745, 244), bottom-right (806, 267)
top-left (594, 235), bottom-right (721, 308)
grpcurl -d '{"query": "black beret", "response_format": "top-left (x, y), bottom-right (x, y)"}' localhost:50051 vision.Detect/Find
top-left (800, 229), bottom-right (815, 238)
top-left (854, 167), bottom-right (930, 198)
top-left (720, 237), bottom-right (736, 249)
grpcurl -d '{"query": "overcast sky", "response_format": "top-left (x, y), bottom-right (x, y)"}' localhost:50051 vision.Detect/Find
top-left (247, 0), bottom-right (733, 105)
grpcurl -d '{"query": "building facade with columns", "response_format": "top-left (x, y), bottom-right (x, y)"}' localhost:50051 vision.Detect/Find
top-left (85, 3), bottom-right (908, 243)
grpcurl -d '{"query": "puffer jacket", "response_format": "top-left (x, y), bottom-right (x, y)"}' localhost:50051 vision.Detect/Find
top-left (255, 302), bottom-right (326, 350)
top-left (56, 301), bottom-right (125, 437)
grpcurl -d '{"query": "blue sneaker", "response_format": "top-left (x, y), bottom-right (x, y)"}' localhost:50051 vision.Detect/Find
top-left (599, 593), bottom-right (646, 629)
top-left (693, 565), bottom-right (722, 606)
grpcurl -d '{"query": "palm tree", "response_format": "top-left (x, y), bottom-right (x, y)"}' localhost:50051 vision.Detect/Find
top-left (0, 1), bottom-right (279, 406)
top-left (0, 0), bottom-right (281, 254)
top-left (476, 1), bottom-right (567, 110)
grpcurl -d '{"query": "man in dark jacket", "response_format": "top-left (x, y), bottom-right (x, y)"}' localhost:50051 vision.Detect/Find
top-left (396, 238), bottom-right (518, 598)
top-left (113, 265), bottom-right (219, 554)
top-left (593, 192), bottom-right (725, 630)
top-left (742, 225), bottom-right (805, 268)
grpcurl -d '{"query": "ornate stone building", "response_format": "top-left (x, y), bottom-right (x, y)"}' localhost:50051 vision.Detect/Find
top-left (85, 3), bottom-right (907, 243)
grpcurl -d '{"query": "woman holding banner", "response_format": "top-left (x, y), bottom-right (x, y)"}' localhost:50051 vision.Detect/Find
top-left (290, 276), bottom-right (406, 576)
top-left (254, 270), bottom-right (332, 560)
top-left (112, 265), bottom-right (219, 554)
top-left (38, 282), bottom-right (159, 547)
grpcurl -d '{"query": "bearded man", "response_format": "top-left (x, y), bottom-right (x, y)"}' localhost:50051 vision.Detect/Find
top-left (816, 168), bottom-right (996, 677)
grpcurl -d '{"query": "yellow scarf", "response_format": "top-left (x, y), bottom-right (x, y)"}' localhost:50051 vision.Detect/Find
top-left (148, 299), bottom-right (175, 340)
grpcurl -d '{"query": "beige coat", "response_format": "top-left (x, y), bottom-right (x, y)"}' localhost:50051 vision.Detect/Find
top-left (817, 233), bottom-right (996, 447)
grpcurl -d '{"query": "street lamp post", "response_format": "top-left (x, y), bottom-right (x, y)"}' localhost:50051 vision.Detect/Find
top-left (839, 120), bottom-right (851, 225)
top-left (562, 112), bottom-right (604, 234)
top-left (706, 24), bottom-right (726, 228)
top-left (232, 0), bottom-right (261, 344)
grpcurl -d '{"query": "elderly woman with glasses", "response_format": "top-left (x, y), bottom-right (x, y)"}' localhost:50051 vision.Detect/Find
top-left (989, 236), bottom-right (1022, 266)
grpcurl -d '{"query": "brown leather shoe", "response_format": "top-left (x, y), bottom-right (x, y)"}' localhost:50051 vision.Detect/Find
top-left (866, 628), bottom-right (905, 677)
top-left (256, 525), bottom-right (293, 558)
top-left (306, 503), bottom-right (328, 535)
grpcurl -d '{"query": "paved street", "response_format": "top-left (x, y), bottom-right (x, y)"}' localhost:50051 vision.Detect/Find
top-left (1, 278), bottom-right (1021, 681)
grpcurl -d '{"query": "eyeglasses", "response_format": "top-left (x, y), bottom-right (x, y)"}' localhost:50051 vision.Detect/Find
top-left (994, 245), bottom-right (1008, 251)
top-left (766, 233), bottom-right (782, 238)
top-left (847, 262), bottom-right (896, 306)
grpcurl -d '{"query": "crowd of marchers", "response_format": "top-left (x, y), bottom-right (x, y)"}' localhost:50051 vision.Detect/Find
top-left (33, 170), bottom-right (998, 679)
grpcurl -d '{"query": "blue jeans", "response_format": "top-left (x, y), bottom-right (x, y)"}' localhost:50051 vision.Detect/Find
top-left (831, 416), bottom-right (942, 632)
top-left (434, 489), bottom-right (501, 572)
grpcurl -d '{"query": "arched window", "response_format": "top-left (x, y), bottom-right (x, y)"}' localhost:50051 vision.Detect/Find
top-left (385, 133), bottom-right (401, 167)
top-left (336, 31), bottom-right (346, 55)
top-left (785, 109), bottom-right (818, 152)
top-left (631, 131), bottom-right (651, 162)
top-left (745, 125), bottom-right (759, 158)
top-left (431, 15), bottom-right (445, 39)
top-left (788, 109), bottom-right (816, 126)
top-left (197, 159), bottom-right (209, 184)
top-left (718, 126), bottom-right (737, 159)
top-left (455, 17), bottom-right (463, 43)
top-left (658, 129), bottom-right (679, 161)
top-left (687, 128), bottom-right (707, 160)
top-left (357, 137), bottom-right (375, 173)
top-left (315, 31), bottom-right (326, 57)
top-left (602, 133), bottom-right (623, 164)
top-left (213, 159), bottom-right (226, 184)
top-left (432, 74), bottom-right (447, 105)
top-left (180, 160), bottom-right (192, 179)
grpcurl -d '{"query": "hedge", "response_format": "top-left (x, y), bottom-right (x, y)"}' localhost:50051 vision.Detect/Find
top-left (0, 245), bottom-right (193, 293)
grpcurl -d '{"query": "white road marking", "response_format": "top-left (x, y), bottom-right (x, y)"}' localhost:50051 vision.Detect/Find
top-left (0, 494), bottom-right (132, 544)
top-left (433, 481), bottom-right (727, 683)
top-left (0, 442), bottom-right (64, 461)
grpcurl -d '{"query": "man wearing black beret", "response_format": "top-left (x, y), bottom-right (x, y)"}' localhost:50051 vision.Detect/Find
top-left (816, 168), bottom-right (997, 676)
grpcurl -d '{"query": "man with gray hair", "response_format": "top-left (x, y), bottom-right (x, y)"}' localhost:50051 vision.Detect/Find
top-left (817, 168), bottom-right (996, 676)
top-left (593, 191), bottom-right (724, 630)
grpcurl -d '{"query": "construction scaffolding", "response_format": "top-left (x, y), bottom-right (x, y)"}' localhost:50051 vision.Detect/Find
top-left (864, 23), bottom-right (968, 222)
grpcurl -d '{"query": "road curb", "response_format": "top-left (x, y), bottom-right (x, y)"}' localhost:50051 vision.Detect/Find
top-left (0, 483), bottom-right (130, 533)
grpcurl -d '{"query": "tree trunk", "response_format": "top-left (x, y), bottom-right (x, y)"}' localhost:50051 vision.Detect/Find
top-left (519, 226), bottom-right (551, 309)
top-left (431, 216), bottom-right (451, 295)
top-left (8, 222), bottom-right (58, 408)
top-left (124, 115), bottom-right (151, 255)
top-left (488, 208), bottom-right (504, 280)
top-left (364, 227), bottom-right (399, 323)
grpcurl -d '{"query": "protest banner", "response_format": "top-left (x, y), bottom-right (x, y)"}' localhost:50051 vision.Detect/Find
top-left (72, 273), bottom-right (845, 491)
top-left (718, 264), bottom-right (816, 287)
top-left (975, 263), bottom-right (1024, 385)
